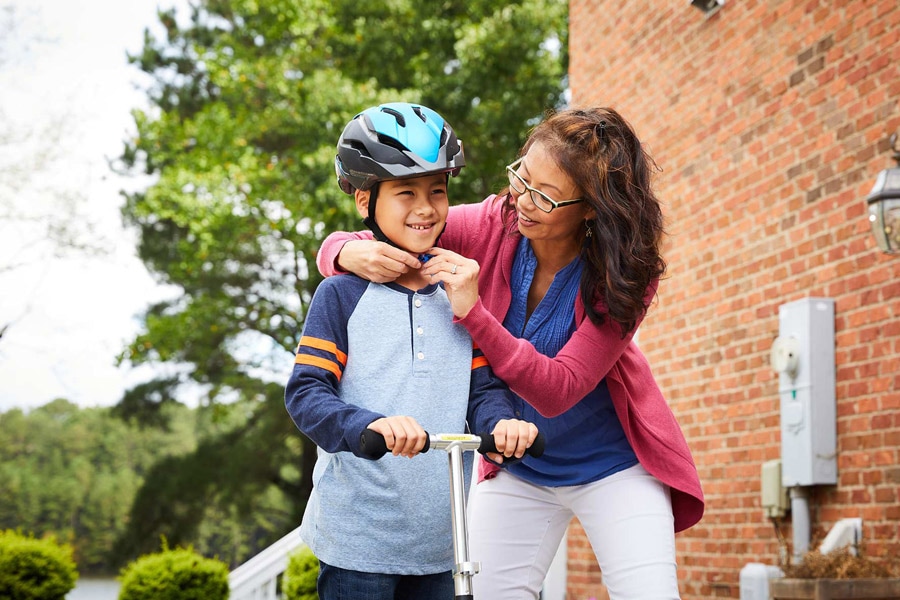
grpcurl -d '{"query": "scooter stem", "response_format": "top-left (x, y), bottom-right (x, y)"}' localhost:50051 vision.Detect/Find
top-left (447, 441), bottom-right (480, 598)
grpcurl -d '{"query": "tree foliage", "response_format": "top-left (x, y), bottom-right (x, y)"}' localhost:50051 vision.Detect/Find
top-left (112, 385), bottom-right (304, 564)
top-left (0, 399), bottom-right (297, 573)
top-left (115, 0), bottom-right (568, 566)
top-left (0, 400), bottom-right (194, 574)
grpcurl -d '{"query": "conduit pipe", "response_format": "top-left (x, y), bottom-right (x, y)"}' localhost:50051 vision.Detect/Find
top-left (790, 486), bottom-right (810, 563)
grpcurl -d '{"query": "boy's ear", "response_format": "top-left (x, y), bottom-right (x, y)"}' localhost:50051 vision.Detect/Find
top-left (354, 189), bottom-right (369, 219)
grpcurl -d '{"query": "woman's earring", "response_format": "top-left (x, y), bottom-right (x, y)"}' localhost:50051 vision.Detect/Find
top-left (585, 221), bottom-right (593, 238)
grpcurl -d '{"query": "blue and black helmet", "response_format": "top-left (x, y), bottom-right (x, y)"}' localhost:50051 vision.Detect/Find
top-left (335, 102), bottom-right (465, 194)
top-left (335, 102), bottom-right (465, 248)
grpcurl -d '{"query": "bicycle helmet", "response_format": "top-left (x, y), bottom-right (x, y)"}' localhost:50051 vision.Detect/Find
top-left (334, 102), bottom-right (465, 246)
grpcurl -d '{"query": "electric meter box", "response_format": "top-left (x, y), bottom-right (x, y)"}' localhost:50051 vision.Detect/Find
top-left (773, 298), bottom-right (837, 487)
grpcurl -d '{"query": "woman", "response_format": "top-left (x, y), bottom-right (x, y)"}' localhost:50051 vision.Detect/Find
top-left (317, 107), bottom-right (704, 599)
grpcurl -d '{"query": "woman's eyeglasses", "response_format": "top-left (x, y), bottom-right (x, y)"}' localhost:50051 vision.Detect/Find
top-left (505, 158), bottom-right (584, 213)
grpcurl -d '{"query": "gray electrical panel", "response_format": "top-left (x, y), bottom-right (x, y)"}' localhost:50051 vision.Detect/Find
top-left (771, 298), bottom-right (837, 487)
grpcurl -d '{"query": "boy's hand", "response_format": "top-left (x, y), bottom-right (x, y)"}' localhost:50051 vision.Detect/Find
top-left (338, 240), bottom-right (421, 283)
top-left (485, 419), bottom-right (539, 464)
top-left (367, 416), bottom-right (428, 458)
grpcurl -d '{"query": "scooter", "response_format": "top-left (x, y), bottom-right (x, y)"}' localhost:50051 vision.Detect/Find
top-left (360, 429), bottom-right (545, 600)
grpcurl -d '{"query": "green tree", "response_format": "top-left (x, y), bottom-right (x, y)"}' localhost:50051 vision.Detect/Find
top-left (112, 392), bottom-right (302, 566)
top-left (114, 0), bottom-right (568, 566)
top-left (0, 400), bottom-right (198, 574)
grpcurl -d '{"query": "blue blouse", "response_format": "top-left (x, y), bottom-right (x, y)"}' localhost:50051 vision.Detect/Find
top-left (503, 237), bottom-right (638, 487)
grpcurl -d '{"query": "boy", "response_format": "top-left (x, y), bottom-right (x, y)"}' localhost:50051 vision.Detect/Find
top-left (284, 102), bottom-right (538, 600)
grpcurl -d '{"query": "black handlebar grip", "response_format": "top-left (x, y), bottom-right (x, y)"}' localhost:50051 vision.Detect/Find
top-left (359, 429), bottom-right (432, 460)
top-left (359, 429), bottom-right (389, 459)
top-left (478, 432), bottom-right (545, 458)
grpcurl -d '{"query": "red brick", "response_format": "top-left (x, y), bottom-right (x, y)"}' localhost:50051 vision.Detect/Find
top-left (569, 1), bottom-right (900, 598)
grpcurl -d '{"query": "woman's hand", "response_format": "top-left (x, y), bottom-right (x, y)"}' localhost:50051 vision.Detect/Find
top-left (420, 247), bottom-right (480, 319)
top-left (337, 240), bottom-right (422, 283)
top-left (367, 416), bottom-right (428, 458)
top-left (485, 419), bottom-right (539, 464)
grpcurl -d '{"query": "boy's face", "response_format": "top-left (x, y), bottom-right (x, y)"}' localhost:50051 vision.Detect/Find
top-left (356, 173), bottom-right (450, 254)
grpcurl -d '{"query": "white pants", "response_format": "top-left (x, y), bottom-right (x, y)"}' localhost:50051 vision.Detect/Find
top-left (467, 464), bottom-right (680, 600)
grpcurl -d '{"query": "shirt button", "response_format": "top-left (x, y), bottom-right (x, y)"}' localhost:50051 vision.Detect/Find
top-left (414, 299), bottom-right (422, 308)
top-left (417, 352), bottom-right (425, 360)
top-left (515, 411), bottom-right (522, 417)
top-left (417, 327), bottom-right (424, 335)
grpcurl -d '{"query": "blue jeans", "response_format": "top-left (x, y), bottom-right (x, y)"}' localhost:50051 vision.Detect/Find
top-left (317, 561), bottom-right (455, 600)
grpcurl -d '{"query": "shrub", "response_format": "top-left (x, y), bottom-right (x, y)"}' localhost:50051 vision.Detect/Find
top-left (283, 546), bottom-right (319, 600)
top-left (0, 530), bottom-right (78, 600)
top-left (783, 547), bottom-right (900, 579)
top-left (118, 545), bottom-right (229, 600)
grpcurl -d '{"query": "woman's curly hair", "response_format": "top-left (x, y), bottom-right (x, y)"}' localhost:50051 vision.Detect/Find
top-left (501, 107), bottom-right (666, 337)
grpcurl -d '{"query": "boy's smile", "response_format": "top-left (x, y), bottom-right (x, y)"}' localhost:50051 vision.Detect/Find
top-left (407, 222), bottom-right (437, 232)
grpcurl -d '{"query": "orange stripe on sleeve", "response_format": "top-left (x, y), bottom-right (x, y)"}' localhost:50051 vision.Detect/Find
top-left (299, 336), bottom-right (348, 365)
top-left (295, 355), bottom-right (343, 381)
top-left (471, 356), bottom-right (489, 370)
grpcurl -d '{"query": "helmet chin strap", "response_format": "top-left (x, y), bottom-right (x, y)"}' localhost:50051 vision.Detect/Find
top-left (362, 182), bottom-right (447, 261)
top-left (362, 183), bottom-right (399, 248)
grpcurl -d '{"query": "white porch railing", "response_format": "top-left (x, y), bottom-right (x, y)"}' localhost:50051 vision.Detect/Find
top-left (229, 525), bottom-right (305, 600)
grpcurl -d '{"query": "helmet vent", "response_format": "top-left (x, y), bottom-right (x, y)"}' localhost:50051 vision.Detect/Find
top-left (411, 106), bottom-right (428, 123)
top-left (379, 106), bottom-right (406, 127)
top-left (376, 133), bottom-right (411, 155)
top-left (346, 139), bottom-right (369, 154)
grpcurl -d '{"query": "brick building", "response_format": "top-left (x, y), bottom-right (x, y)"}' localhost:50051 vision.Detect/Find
top-left (565, 1), bottom-right (900, 598)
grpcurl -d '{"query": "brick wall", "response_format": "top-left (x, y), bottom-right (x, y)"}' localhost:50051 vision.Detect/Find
top-left (567, 1), bottom-right (900, 598)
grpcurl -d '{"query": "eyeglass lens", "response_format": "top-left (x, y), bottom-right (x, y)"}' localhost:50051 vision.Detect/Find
top-left (507, 168), bottom-right (555, 212)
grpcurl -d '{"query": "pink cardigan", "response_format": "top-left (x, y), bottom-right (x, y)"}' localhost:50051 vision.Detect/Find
top-left (318, 196), bottom-right (705, 533)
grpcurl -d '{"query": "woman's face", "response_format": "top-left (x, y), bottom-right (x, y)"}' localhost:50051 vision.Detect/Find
top-left (509, 142), bottom-right (594, 248)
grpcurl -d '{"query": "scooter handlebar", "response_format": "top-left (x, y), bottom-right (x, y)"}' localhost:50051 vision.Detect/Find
top-left (477, 431), bottom-right (545, 458)
top-left (359, 428), bottom-right (430, 458)
top-left (359, 429), bottom-right (545, 460)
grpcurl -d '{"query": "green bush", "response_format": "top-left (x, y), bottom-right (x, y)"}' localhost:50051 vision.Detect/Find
top-left (0, 530), bottom-right (78, 600)
top-left (283, 546), bottom-right (319, 600)
top-left (118, 546), bottom-right (229, 600)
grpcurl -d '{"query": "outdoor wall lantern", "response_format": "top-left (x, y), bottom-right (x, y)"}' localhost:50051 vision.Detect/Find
top-left (866, 133), bottom-right (900, 254)
top-left (690, 0), bottom-right (724, 16)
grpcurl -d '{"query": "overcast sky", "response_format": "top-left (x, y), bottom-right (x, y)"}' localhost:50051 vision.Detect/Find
top-left (0, 0), bottom-right (188, 412)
